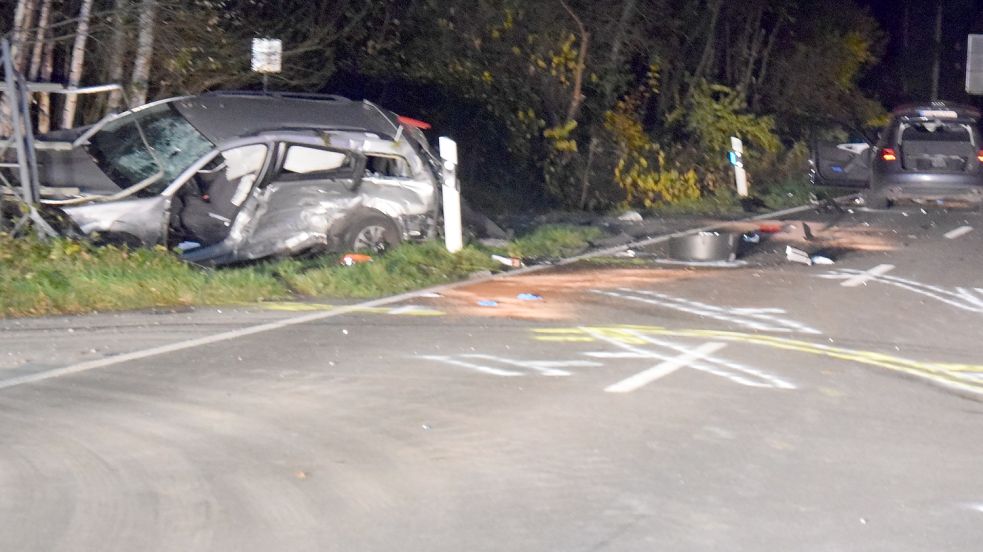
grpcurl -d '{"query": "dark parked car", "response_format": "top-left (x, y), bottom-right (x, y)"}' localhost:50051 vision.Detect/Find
top-left (812, 101), bottom-right (983, 207)
top-left (4, 92), bottom-right (443, 265)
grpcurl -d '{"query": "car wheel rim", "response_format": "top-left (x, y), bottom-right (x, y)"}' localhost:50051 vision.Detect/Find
top-left (353, 225), bottom-right (389, 252)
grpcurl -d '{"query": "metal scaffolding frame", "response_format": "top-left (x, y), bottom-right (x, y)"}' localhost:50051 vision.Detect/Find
top-left (1, 36), bottom-right (123, 238)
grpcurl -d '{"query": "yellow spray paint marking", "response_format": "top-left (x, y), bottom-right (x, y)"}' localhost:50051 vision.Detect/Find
top-left (533, 325), bottom-right (983, 394)
top-left (260, 302), bottom-right (443, 316)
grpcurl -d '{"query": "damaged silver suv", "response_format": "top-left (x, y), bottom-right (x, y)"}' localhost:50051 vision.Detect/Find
top-left (28, 92), bottom-right (442, 265)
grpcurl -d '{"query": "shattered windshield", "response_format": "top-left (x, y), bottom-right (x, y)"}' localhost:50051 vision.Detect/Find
top-left (86, 103), bottom-right (215, 195)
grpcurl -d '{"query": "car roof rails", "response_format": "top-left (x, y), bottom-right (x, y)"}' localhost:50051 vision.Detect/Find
top-left (201, 90), bottom-right (352, 103)
top-left (892, 101), bottom-right (981, 120)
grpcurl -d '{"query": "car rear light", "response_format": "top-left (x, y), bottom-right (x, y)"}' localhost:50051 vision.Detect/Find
top-left (881, 148), bottom-right (897, 161)
top-left (977, 149), bottom-right (983, 163)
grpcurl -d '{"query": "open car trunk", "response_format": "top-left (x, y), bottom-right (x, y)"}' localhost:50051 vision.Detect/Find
top-left (899, 121), bottom-right (977, 173)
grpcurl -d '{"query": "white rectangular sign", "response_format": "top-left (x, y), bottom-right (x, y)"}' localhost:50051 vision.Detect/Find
top-left (251, 38), bottom-right (282, 74)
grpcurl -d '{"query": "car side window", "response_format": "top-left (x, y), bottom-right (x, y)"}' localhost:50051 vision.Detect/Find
top-left (365, 155), bottom-right (410, 179)
top-left (276, 145), bottom-right (352, 181)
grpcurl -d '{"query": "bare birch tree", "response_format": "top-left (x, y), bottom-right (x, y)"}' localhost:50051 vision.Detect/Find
top-left (27, 0), bottom-right (53, 80)
top-left (106, 0), bottom-right (131, 111)
top-left (129, 0), bottom-right (158, 106)
top-left (60, 0), bottom-right (95, 129)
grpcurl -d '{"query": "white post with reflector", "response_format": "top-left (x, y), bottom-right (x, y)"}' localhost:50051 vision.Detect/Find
top-left (729, 136), bottom-right (748, 197)
top-left (439, 136), bottom-right (463, 253)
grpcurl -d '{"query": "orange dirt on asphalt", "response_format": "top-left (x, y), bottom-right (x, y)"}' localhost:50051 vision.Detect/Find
top-left (433, 267), bottom-right (702, 321)
top-left (721, 219), bottom-right (899, 252)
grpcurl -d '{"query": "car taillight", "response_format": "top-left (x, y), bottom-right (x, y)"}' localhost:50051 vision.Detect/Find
top-left (977, 149), bottom-right (983, 163)
top-left (881, 148), bottom-right (897, 161)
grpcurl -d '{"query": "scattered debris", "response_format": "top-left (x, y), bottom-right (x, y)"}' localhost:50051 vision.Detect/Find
top-left (742, 232), bottom-right (761, 244)
top-left (417, 292), bottom-right (443, 298)
top-left (294, 470), bottom-right (308, 480)
top-left (615, 249), bottom-right (637, 258)
top-left (785, 245), bottom-right (813, 265)
top-left (477, 300), bottom-right (499, 307)
top-left (421, 424), bottom-right (432, 431)
top-left (618, 210), bottom-right (643, 222)
top-left (517, 293), bottom-right (543, 301)
top-left (340, 253), bottom-right (373, 266)
top-left (810, 255), bottom-right (835, 265)
top-left (803, 223), bottom-right (815, 241)
top-left (491, 254), bottom-right (523, 268)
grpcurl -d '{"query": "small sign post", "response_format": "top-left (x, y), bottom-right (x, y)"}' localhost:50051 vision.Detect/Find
top-left (729, 136), bottom-right (748, 197)
top-left (251, 38), bottom-right (282, 93)
top-left (439, 136), bottom-right (463, 253)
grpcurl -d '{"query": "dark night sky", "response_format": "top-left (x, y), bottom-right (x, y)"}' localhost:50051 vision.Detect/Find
top-left (859, 0), bottom-right (983, 108)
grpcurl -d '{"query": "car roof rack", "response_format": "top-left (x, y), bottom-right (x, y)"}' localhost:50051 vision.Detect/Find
top-left (201, 90), bottom-right (352, 103)
top-left (892, 101), bottom-right (980, 120)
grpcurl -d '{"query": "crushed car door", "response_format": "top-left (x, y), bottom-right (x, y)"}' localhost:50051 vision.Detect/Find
top-left (223, 142), bottom-right (367, 260)
top-left (171, 143), bottom-right (270, 248)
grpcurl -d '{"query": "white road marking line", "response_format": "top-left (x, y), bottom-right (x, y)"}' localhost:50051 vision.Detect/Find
top-left (421, 354), bottom-right (600, 377)
top-left (604, 342), bottom-right (727, 393)
top-left (0, 285), bottom-right (457, 391)
top-left (944, 225), bottom-right (974, 239)
top-left (820, 270), bottom-right (983, 313)
top-left (628, 331), bottom-right (796, 389)
top-left (591, 289), bottom-right (820, 334)
top-left (840, 264), bottom-right (895, 287)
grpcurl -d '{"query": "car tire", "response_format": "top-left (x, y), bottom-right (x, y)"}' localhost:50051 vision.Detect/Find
top-left (342, 211), bottom-right (401, 253)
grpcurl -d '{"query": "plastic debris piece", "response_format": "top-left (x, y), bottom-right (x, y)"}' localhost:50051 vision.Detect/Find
top-left (618, 210), bottom-right (643, 222)
top-left (340, 253), bottom-right (373, 266)
top-left (785, 245), bottom-right (813, 265)
top-left (614, 249), bottom-right (637, 258)
top-left (742, 232), bottom-right (761, 244)
top-left (758, 223), bottom-right (781, 234)
top-left (417, 292), bottom-right (442, 298)
top-left (491, 254), bottom-right (523, 268)
top-left (477, 300), bottom-right (499, 307)
top-left (810, 255), bottom-right (834, 265)
top-left (517, 293), bottom-right (543, 301)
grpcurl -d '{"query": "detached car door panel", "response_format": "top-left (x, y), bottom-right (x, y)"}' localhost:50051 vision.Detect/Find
top-left (812, 143), bottom-right (872, 187)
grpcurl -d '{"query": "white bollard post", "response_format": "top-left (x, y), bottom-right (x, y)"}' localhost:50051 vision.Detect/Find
top-left (439, 137), bottom-right (463, 253)
top-left (730, 136), bottom-right (748, 197)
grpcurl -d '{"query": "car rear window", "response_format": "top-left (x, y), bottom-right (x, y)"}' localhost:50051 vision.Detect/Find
top-left (900, 122), bottom-right (974, 144)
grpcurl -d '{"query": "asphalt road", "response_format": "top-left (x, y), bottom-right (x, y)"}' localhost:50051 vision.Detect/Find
top-left (1, 202), bottom-right (982, 551)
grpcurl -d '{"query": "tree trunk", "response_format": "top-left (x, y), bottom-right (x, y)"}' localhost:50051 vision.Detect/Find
top-left (750, 16), bottom-right (783, 111)
top-left (37, 35), bottom-right (55, 133)
top-left (685, 0), bottom-right (722, 102)
top-left (106, 0), bottom-right (130, 111)
top-left (27, 0), bottom-right (53, 80)
top-left (10, 0), bottom-right (37, 72)
top-left (559, 0), bottom-right (589, 122)
top-left (129, 0), bottom-right (158, 106)
top-left (60, 0), bottom-right (95, 129)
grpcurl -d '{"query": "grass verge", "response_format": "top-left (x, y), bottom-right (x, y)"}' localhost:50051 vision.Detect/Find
top-left (0, 224), bottom-right (598, 317)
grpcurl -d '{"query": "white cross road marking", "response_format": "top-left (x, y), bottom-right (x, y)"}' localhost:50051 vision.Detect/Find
top-left (839, 264), bottom-right (895, 287)
top-left (591, 288), bottom-right (821, 335)
top-left (604, 342), bottom-right (727, 393)
top-left (820, 270), bottom-right (983, 314)
top-left (944, 225), bottom-right (974, 239)
top-left (420, 354), bottom-right (601, 377)
top-left (582, 327), bottom-right (795, 390)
